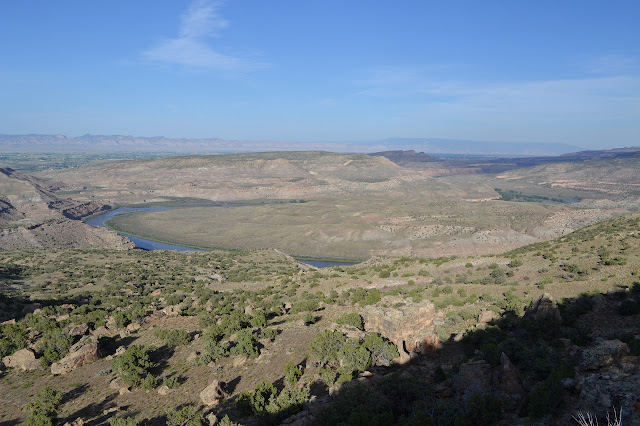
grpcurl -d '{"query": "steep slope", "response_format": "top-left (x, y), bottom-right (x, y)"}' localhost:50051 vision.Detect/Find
top-left (0, 167), bottom-right (133, 250)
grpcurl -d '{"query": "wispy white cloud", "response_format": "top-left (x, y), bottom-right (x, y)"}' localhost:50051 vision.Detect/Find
top-left (142, 0), bottom-right (260, 70)
top-left (351, 65), bottom-right (640, 145)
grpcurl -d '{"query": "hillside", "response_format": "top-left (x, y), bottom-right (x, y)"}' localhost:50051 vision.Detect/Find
top-left (496, 154), bottom-right (640, 197)
top-left (37, 152), bottom-right (448, 205)
top-left (0, 167), bottom-right (133, 250)
top-left (0, 215), bottom-right (639, 424)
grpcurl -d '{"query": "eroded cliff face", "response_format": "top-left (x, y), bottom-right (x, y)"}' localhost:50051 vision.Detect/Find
top-left (0, 167), bottom-right (133, 250)
top-left (0, 219), bottom-right (134, 250)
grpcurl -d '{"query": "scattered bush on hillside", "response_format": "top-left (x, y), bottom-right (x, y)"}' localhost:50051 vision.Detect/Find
top-left (0, 322), bottom-right (28, 358)
top-left (38, 328), bottom-right (73, 366)
top-left (111, 345), bottom-right (156, 388)
top-left (153, 328), bottom-right (192, 346)
top-left (335, 313), bottom-right (364, 330)
top-left (109, 417), bottom-right (139, 426)
top-left (25, 387), bottom-right (62, 426)
top-left (166, 404), bottom-right (203, 426)
top-left (237, 380), bottom-right (309, 425)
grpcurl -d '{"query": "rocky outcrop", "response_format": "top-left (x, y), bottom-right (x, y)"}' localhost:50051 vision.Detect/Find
top-left (2, 348), bottom-right (39, 371)
top-left (51, 339), bottom-right (102, 375)
top-left (362, 302), bottom-right (438, 357)
top-left (578, 339), bottom-right (630, 371)
top-left (68, 323), bottom-right (90, 337)
top-left (200, 380), bottom-right (227, 406)
top-left (60, 201), bottom-right (110, 220)
top-left (523, 293), bottom-right (562, 322)
top-left (571, 339), bottom-right (639, 425)
top-left (453, 353), bottom-right (524, 402)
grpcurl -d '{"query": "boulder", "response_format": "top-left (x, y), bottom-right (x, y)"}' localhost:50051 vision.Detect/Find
top-left (21, 303), bottom-right (42, 315)
top-left (494, 353), bottom-right (523, 400)
top-left (579, 339), bottom-right (630, 371)
top-left (51, 339), bottom-right (102, 375)
top-left (157, 384), bottom-right (171, 395)
top-left (68, 323), bottom-right (89, 337)
top-left (477, 310), bottom-right (497, 324)
top-left (362, 302), bottom-right (438, 356)
top-left (2, 348), bottom-right (39, 371)
top-left (200, 380), bottom-right (227, 406)
top-left (454, 360), bottom-right (493, 401)
top-left (523, 293), bottom-right (562, 322)
top-left (205, 413), bottom-right (218, 426)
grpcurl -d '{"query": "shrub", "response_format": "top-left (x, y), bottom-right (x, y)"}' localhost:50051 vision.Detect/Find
top-left (363, 333), bottom-right (399, 367)
top-left (0, 322), bottom-right (28, 358)
top-left (337, 340), bottom-right (371, 373)
top-left (284, 360), bottom-right (303, 387)
top-left (303, 312), bottom-right (318, 325)
top-left (260, 328), bottom-right (278, 340)
top-left (619, 299), bottom-right (640, 316)
top-left (39, 328), bottom-right (73, 365)
top-left (166, 404), bottom-right (203, 426)
top-left (25, 387), bottom-right (63, 426)
top-left (200, 339), bottom-right (229, 364)
top-left (230, 329), bottom-right (259, 359)
top-left (109, 418), bottom-right (139, 426)
top-left (153, 328), bottom-right (192, 346)
top-left (141, 373), bottom-right (156, 391)
top-left (309, 330), bottom-right (346, 366)
top-left (519, 371), bottom-right (564, 419)
top-left (335, 313), bottom-right (364, 330)
top-left (111, 345), bottom-right (156, 387)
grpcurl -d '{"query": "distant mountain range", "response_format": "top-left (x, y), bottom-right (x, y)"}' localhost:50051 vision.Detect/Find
top-left (0, 134), bottom-right (585, 156)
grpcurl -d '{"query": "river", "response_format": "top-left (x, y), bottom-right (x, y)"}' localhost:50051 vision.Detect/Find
top-left (85, 207), bottom-right (358, 267)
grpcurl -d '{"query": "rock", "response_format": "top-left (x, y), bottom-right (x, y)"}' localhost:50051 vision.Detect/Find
top-left (56, 314), bottom-right (70, 322)
top-left (109, 378), bottom-right (124, 390)
top-left (205, 413), bottom-right (218, 426)
top-left (118, 387), bottom-right (131, 395)
top-left (62, 419), bottom-right (84, 426)
top-left (244, 305), bottom-right (254, 315)
top-left (162, 304), bottom-right (182, 316)
top-left (51, 340), bottom-right (102, 375)
top-left (2, 348), bottom-right (39, 371)
top-left (21, 303), bottom-right (42, 315)
top-left (200, 380), bottom-right (227, 406)
top-left (92, 326), bottom-right (110, 337)
top-left (157, 384), bottom-right (171, 395)
top-left (454, 360), bottom-right (493, 401)
top-left (233, 356), bottom-right (247, 367)
top-left (523, 293), bottom-right (562, 322)
top-left (494, 353), bottom-right (523, 400)
top-left (115, 346), bottom-right (126, 356)
top-left (68, 323), bottom-right (89, 337)
top-left (478, 310), bottom-right (497, 324)
top-left (1, 319), bottom-right (16, 325)
top-left (362, 302), bottom-right (438, 356)
top-left (126, 322), bottom-right (141, 332)
top-left (187, 352), bottom-right (199, 363)
top-left (579, 339), bottom-right (630, 371)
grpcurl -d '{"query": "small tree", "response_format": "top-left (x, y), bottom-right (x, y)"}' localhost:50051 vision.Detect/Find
top-left (309, 330), bottom-right (346, 366)
top-left (166, 405), bottom-right (203, 426)
top-left (25, 387), bottom-right (63, 426)
top-left (111, 345), bottom-right (156, 388)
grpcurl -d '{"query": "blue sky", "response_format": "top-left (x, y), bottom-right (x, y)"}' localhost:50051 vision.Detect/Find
top-left (1, 0), bottom-right (639, 149)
